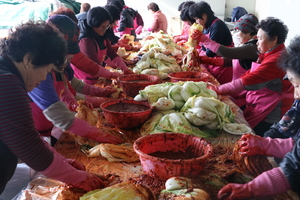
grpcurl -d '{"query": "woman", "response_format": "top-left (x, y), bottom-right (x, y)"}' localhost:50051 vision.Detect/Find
top-left (208, 17), bottom-right (294, 136)
top-left (104, 4), bottom-right (122, 45)
top-left (29, 15), bottom-right (122, 145)
top-left (192, 13), bottom-right (259, 107)
top-left (77, 6), bottom-right (133, 85)
top-left (217, 38), bottom-right (300, 198)
top-left (49, 7), bottom-right (121, 84)
top-left (147, 2), bottom-right (168, 33)
top-left (0, 21), bottom-right (103, 194)
top-left (189, 1), bottom-right (233, 84)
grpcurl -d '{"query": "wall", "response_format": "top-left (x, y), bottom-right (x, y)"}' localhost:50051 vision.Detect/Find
top-left (255, 0), bottom-right (300, 46)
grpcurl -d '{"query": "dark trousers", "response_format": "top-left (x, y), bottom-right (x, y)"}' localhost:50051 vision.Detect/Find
top-left (0, 140), bottom-right (18, 194)
top-left (253, 121), bottom-right (273, 137)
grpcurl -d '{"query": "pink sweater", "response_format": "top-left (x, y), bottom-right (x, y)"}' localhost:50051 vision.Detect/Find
top-left (149, 10), bottom-right (168, 33)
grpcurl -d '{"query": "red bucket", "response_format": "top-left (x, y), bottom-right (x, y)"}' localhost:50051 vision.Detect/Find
top-left (133, 132), bottom-right (213, 180)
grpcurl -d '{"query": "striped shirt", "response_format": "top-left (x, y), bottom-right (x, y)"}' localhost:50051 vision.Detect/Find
top-left (0, 56), bottom-right (53, 171)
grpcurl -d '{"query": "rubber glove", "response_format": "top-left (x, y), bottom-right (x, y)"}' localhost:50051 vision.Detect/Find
top-left (68, 118), bottom-right (123, 144)
top-left (67, 99), bottom-right (93, 112)
top-left (112, 57), bottom-right (134, 74)
top-left (85, 96), bottom-right (112, 108)
top-left (42, 152), bottom-right (105, 191)
top-left (199, 56), bottom-right (224, 66)
top-left (66, 159), bottom-right (86, 171)
top-left (217, 167), bottom-right (291, 200)
top-left (191, 29), bottom-right (221, 52)
top-left (173, 35), bottom-right (188, 43)
top-left (239, 133), bottom-right (295, 159)
top-left (83, 84), bottom-right (117, 97)
top-left (41, 141), bottom-right (105, 191)
top-left (135, 25), bottom-right (143, 35)
top-left (214, 79), bottom-right (244, 95)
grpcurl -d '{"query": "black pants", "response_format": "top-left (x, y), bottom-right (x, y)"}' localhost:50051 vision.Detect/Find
top-left (0, 140), bottom-right (18, 194)
top-left (253, 121), bottom-right (273, 137)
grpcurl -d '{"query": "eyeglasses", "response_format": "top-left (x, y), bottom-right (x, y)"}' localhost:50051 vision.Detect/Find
top-left (101, 24), bottom-right (110, 30)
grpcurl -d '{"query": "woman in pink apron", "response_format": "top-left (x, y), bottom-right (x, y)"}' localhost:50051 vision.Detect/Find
top-left (191, 14), bottom-right (259, 108)
top-left (189, 1), bottom-right (233, 84)
top-left (211, 17), bottom-right (294, 136)
top-left (77, 6), bottom-right (133, 85)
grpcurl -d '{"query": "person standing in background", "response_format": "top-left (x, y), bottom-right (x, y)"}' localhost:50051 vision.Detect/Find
top-left (76, 2), bottom-right (91, 22)
top-left (147, 2), bottom-right (168, 34)
top-left (189, 1), bottom-right (233, 84)
top-left (116, 0), bottom-right (136, 38)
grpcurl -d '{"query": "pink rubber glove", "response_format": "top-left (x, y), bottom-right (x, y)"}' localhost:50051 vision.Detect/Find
top-left (173, 35), bottom-right (188, 43)
top-left (199, 56), bottom-right (224, 66)
top-left (112, 57), bottom-right (134, 74)
top-left (239, 134), bottom-right (295, 159)
top-left (85, 96), bottom-right (112, 108)
top-left (68, 99), bottom-right (93, 112)
top-left (191, 29), bottom-right (221, 52)
top-left (94, 66), bottom-right (122, 79)
top-left (216, 79), bottom-right (244, 95)
top-left (60, 88), bottom-right (93, 112)
top-left (218, 167), bottom-right (291, 199)
top-left (68, 118), bottom-right (123, 144)
top-left (41, 147), bottom-right (105, 191)
top-left (83, 84), bottom-right (117, 97)
top-left (135, 25), bottom-right (143, 35)
top-left (66, 159), bottom-right (86, 171)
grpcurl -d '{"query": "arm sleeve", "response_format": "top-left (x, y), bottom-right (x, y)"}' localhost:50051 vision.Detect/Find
top-left (149, 17), bottom-right (158, 32)
top-left (28, 73), bottom-right (60, 110)
top-left (71, 51), bottom-right (103, 75)
top-left (70, 77), bottom-right (85, 93)
top-left (0, 75), bottom-right (53, 171)
top-left (78, 38), bottom-right (101, 65)
top-left (280, 139), bottom-right (300, 194)
top-left (216, 43), bottom-right (258, 60)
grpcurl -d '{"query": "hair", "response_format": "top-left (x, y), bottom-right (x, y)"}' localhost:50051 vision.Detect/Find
top-left (104, 4), bottom-right (121, 22)
top-left (80, 3), bottom-right (91, 13)
top-left (256, 17), bottom-right (288, 44)
top-left (178, 2), bottom-right (185, 11)
top-left (87, 6), bottom-right (112, 27)
top-left (189, 1), bottom-right (214, 20)
top-left (180, 1), bottom-right (195, 24)
top-left (147, 2), bottom-right (159, 12)
top-left (107, 0), bottom-right (123, 12)
top-left (50, 7), bottom-right (78, 24)
top-left (279, 36), bottom-right (300, 77)
top-left (0, 21), bottom-right (66, 68)
top-left (117, 0), bottom-right (125, 6)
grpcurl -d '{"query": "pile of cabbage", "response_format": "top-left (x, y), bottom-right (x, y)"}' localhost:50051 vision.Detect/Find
top-left (134, 81), bottom-right (235, 138)
top-left (132, 32), bottom-right (187, 79)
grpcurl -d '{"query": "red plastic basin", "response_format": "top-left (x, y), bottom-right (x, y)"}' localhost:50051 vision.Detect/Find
top-left (100, 99), bottom-right (153, 129)
top-left (168, 71), bottom-right (210, 83)
top-left (133, 132), bottom-right (213, 180)
top-left (118, 74), bottom-right (160, 97)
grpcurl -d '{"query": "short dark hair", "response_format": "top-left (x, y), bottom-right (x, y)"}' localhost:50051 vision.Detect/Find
top-left (180, 7), bottom-right (195, 24)
top-left (178, 2), bottom-right (185, 11)
top-left (279, 36), bottom-right (300, 77)
top-left (50, 7), bottom-right (78, 24)
top-left (256, 17), bottom-right (288, 44)
top-left (104, 4), bottom-right (121, 22)
top-left (0, 21), bottom-right (66, 68)
top-left (189, 1), bottom-right (214, 20)
top-left (147, 2), bottom-right (159, 12)
top-left (80, 3), bottom-right (91, 13)
top-left (87, 6), bottom-right (112, 28)
top-left (107, 0), bottom-right (123, 12)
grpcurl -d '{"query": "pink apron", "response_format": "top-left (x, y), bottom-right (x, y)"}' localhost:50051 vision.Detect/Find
top-left (230, 59), bottom-right (248, 107)
top-left (200, 19), bottom-right (233, 84)
top-left (244, 62), bottom-right (294, 128)
top-left (30, 71), bottom-right (66, 136)
top-left (72, 39), bottom-right (108, 85)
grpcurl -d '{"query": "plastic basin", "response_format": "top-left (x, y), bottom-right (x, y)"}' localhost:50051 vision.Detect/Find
top-left (118, 74), bottom-right (160, 97)
top-left (100, 99), bottom-right (153, 129)
top-left (133, 132), bottom-right (213, 180)
top-left (168, 71), bottom-right (210, 83)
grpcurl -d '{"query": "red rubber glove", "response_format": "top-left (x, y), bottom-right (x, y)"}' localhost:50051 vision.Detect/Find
top-left (217, 167), bottom-right (291, 200)
top-left (68, 118), bottom-right (123, 144)
top-left (112, 57), bottom-right (134, 74)
top-left (239, 134), bottom-right (295, 159)
top-left (83, 84), bottom-right (117, 97)
top-left (199, 56), bottom-right (224, 66)
top-left (60, 88), bottom-right (93, 112)
top-left (173, 35), bottom-right (188, 43)
top-left (66, 159), bottom-right (86, 171)
top-left (191, 29), bottom-right (221, 52)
